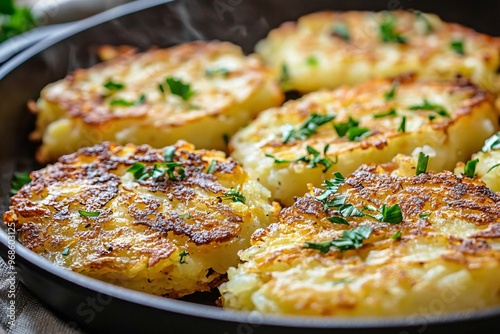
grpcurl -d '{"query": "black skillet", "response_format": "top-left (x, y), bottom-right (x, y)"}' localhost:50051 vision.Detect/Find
top-left (0, 0), bottom-right (499, 333)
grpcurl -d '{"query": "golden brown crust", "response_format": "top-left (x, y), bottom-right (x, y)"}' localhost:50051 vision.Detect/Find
top-left (220, 166), bottom-right (500, 315)
top-left (257, 10), bottom-right (500, 93)
top-left (5, 141), bottom-right (278, 298)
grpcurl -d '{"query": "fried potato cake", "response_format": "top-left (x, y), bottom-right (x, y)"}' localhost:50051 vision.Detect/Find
top-left (219, 164), bottom-right (500, 316)
top-left (30, 41), bottom-right (284, 163)
top-left (4, 141), bottom-right (279, 298)
top-left (230, 76), bottom-right (499, 205)
top-left (256, 11), bottom-right (500, 93)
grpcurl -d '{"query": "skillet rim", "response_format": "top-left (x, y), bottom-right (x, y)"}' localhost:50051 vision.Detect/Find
top-left (0, 0), bottom-right (499, 330)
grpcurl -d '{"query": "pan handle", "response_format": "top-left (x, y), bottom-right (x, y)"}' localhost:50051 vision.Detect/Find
top-left (0, 23), bottom-right (71, 65)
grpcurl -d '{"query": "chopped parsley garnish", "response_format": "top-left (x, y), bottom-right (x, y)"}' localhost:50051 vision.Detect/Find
top-left (464, 159), bottom-right (479, 178)
top-left (78, 210), bottom-right (100, 217)
top-left (338, 203), bottom-right (364, 218)
top-left (450, 39), bottom-right (465, 55)
top-left (179, 250), bottom-right (189, 264)
top-left (306, 56), bottom-right (319, 66)
top-left (315, 172), bottom-right (345, 209)
top-left (384, 81), bottom-right (398, 101)
top-left (205, 67), bottom-right (230, 77)
top-left (419, 213), bottom-right (430, 219)
top-left (414, 11), bottom-right (433, 33)
top-left (279, 63), bottom-right (290, 84)
top-left (265, 153), bottom-right (291, 164)
top-left (296, 145), bottom-right (337, 172)
top-left (103, 79), bottom-right (125, 91)
top-left (334, 117), bottom-right (373, 141)
top-left (379, 14), bottom-right (407, 44)
top-left (416, 152), bottom-right (429, 175)
top-left (127, 163), bottom-right (147, 179)
top-left (391, 230), bottom-right (402, 240)
top-left (482, 133), bottom-right (500, 152)
top-left (282, 113), bottom-right (336, 143)
top-left (305, 225), bottom-right (372, 253)
top-left (110, 94), bottom-right (146, 107)
top-left (332, 22), bottom-right (350, 41)
top-left (127, 162), bottom-right (185, 182)
top-left (206, 160), bottom-right (217, 173)
top-left (163, 77), bottom-right (195, 101)
top-left (374, 109), bottom-right (397, 119)
top-left (222, 188), bottom-right (246, 203)
top-left (163, 146), bottom-right (176, 162)
top-left (487, 163), bottom-right (500, 174)
top-left (377, 204), bottom-right (403, 224)
top-left (398, 116), bottom-right (406, 133)
top-left (333, 117), bottom-right (358, 137)
top-left (10, 171), bottom-right (31, 195)
top-left (61, 245), bottom-right (70, 256)
top-left (428, 114), bottom-right (436, 122)
top-left (179, 213), bottom-right (190, 219)
top-left (0, 1), bottom-right (36, 43)
top-left (409, 99), bottom-right (449, 117)
top-left (347, 127), bottom-right (373, 141)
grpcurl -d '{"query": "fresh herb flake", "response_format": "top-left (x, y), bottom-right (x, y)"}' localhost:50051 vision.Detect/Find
top-left (332, 22), bottom-right (350, 41)
top-left (378, 204), bottom-right (403, 224)
top-left (279, 63), bottom-right (290, 84)
top-left (416, 152), bottom-right (429, 175)
top-left (62, 245), bottom-right (70, 256)
top-left (206, 160), bottom-right (217, 173)
top-left (10, 171), bottom-right (31, 195)
top-left (305, 225), bottom-right (372, 253)
top-left (419, 213), bottom-right (430, 219)
top-left (374, 109), bottom-right (397, 119)
top-left (391, 230), bottom-right (402, 240)
top-left (163, 146), bottom-right (176, 162)
top-left (487, 163), bottom-right (500, 174)
top-left (464, 159), bottom-right (479, 178)
top-left (482, 133), bottom-right (500, 152)
top-left (222, 188), bottom-right (246, 203)
top-left (283, 113), bottom-right (336, 143)
top-left (265, 153), bottom-right (291, 165)
top-left (347, 127), bottom-right (373, 141)
top-left (379, 14), bottom-right (407, 44)
top-left (296, 145), bottom-right (337, 172)
top-left (409, 99), bottom-right (449, 117)
top-left (398, 116), bottom-right (406, 133)
top-left (78, 210), bottom-right (100, 217)
top-left (0, 4), bottom-right (36, 43)
top-left (179, 250), bottom-right (189, 264)
top-left (334, 117), bottom-right (373, 141)
top-left (450, 39), bottom-right (465, 55)
top-left (104, 80), bottom-right (125, 91)
top-left (165, 77), bottom-right (195, 101)
top-left (110, 94), bottom-right (146, 107)
top-left (384, 82), bottom-right (398, 101)
top-left (315, 172), bottom-right (345, 209)
top-left (127, 163), bottom-right (147, 180)
top-left (334, 117), bottom-right (359, 137)
top-left (306, 56), bottom-right (319, 66)
top-left (127, 162), bottom-right (185, 182)
top-left (179, 213), bottom-right (191, 219)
